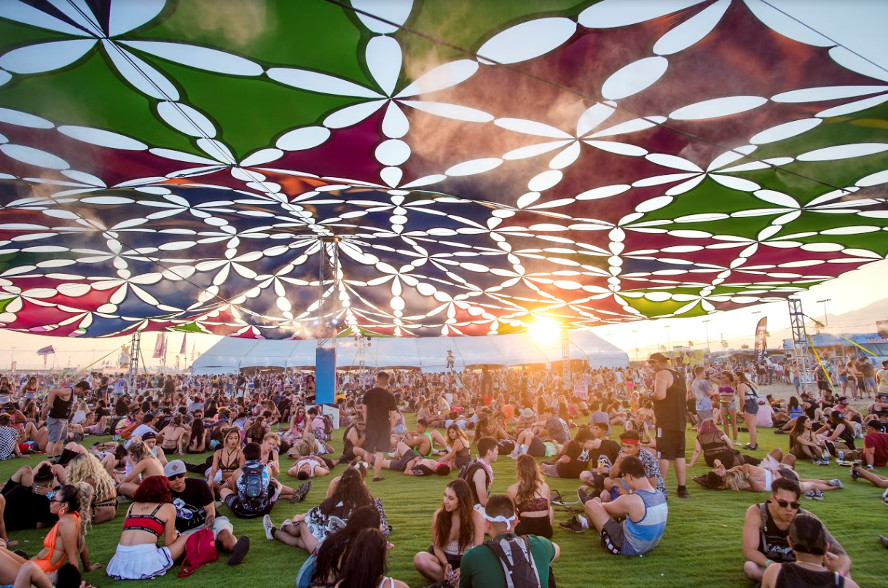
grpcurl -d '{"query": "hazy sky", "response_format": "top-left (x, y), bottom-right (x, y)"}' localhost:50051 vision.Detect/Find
top-left (1, 0), bottom-right (886, 370)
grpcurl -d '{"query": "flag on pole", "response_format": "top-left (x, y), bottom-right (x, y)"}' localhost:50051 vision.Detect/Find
top-left (754, 316), bottom-right (768, 362)
top-left (36, 345), bottom-right (55, 356)
top-left (153, 333), bottom-right (166, 359)
top-left (180, 333), bottom-right (187, 355)
top-left (191, 342), bottom-right (196, 361)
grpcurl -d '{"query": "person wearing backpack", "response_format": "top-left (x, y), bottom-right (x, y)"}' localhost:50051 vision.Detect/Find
top-left (460, 437), bottom-right (498, 508)
top-left (458, 494), bottom-right (559, 588)
top-left (220, 442), bottom-right (280, 519)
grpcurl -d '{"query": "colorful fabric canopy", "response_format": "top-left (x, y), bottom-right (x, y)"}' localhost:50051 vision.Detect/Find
top-left (0, 0), bottom-right (886, 339)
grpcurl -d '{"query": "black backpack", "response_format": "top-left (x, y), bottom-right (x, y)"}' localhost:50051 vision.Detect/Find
top-left (458, 460), bottom-right (490, 504)
top-left (484, 535), bottom-right (542, 588)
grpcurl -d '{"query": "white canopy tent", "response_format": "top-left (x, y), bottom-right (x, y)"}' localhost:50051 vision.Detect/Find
top-left (191, 330), bottom-right (629, 375)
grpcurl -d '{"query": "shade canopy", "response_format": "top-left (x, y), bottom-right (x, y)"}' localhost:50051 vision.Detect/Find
top-left (0, 0), bottom-right (887, 340)
top-left (191, 330), bottom-right (629, 374)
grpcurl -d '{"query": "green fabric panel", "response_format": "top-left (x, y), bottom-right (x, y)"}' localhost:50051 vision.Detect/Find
top-left (0, 297), bottom-right (11, 314)
top-left (0, 19), bottom-right (70, 49)
top-left (0, 50), bottom-right (197, 154)
top-left (170, 322), bottom-right (205, 333)
top-left (142, 0), bottom-right (370, 86)
top-left (146, 59), bottom-right (363, 159)
top-left (623, 297), bottom-right (688, 317)
top-left (635, 177), bottom-right (777, 224)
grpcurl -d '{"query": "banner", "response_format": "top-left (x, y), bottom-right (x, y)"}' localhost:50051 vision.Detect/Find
top-left (180, 333), bottom-right (187, 355)
top-left (153, 333), bottom-right (166, 359)
top-left (36, 345), bottom-right (55, 356)
top-left (754, 316), bottom-right (767, 362)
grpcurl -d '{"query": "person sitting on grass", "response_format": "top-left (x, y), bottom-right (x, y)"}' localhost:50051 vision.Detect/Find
top-left (459, 494), bottom-right (559, 588)
top-left (296, 505), bottom-right (380, 588)
top-left (741, 477), bottom-right (851, 582)
top-left (334, 528), bottom-right (409, 588)
top-left (413, 479), bottom-right (484, 585)
top-left (438, 424), bottom-right (472, 470)
top-left (760, 513), bottom-right (859, 588)
top-left (560, 456), bottom-right (668, 557)
top-left (593, 429), bottom-right (665, 503)
top-left (0, 462), bottom-right (65, 533)
top-left (65, 453), bottom-right (118, 524)
top-left (862, 420), bottom-right (888, 468)
top-left (403, 418), bottom-right (448, 458)
top-left (464, 437), bottom-right (498, 508)
top-left (507, 454), bottom-right (553, 538)
top-left (850, 460), bottom-right (888, 489)
top-left (220, 442), bottom-right (280, 519)
top-left (116, 438), bottom-right (164, 499)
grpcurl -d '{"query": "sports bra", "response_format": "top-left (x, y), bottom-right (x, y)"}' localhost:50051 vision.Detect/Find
top-left (220, 448), bottom-right (241, 471)
top-left (122, 503), bottom-right (165, 537)
top-left (516, 494), bottom-right (549, 515)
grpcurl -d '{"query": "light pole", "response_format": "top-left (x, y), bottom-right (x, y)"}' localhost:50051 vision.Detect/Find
top-left (816, 298), bottom-right (831, 327)
top-left (702, 320), bottom-right (710, 353)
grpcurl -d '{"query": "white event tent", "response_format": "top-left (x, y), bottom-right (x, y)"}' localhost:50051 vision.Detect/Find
top-left (191, 330), bottom-right (629, 375)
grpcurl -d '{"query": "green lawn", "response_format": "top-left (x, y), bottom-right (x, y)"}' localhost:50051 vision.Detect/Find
top-left (4, 418), bottom-right (885, 588)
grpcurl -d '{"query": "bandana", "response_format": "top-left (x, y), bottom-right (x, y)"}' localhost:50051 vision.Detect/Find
top-left (481, 511), bottom-right (516, 524)
top-left (622, 438), bottom-right (640, 445)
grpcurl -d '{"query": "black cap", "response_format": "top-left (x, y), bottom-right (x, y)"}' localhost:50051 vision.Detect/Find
top-left (648, 353), bottom-right (669, 363)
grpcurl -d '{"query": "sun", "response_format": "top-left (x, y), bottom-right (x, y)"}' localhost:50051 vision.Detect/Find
top-left (528, 317), bottom-right (562, 343)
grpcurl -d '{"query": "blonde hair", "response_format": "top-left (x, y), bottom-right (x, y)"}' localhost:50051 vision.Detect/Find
top-left (67, 453), bottom-right (116, 506)
top-left (723, 469), bottom-right (751, 492)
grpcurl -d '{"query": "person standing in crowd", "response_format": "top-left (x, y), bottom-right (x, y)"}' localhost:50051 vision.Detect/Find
top-left (648, 353), bottom-right (690, 498)
top-left (362, 371), bottom-right (397, 482)
top-left (44, 381), bottom-right (89, 461)
top-left (691, 366), bottom-right (714, 423)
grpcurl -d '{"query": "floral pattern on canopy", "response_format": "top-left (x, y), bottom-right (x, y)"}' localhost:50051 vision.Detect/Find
top-left (0, 0), bottom-right (886, 339)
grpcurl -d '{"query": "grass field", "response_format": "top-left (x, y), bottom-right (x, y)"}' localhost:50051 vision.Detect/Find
top-left (4, 413), bottom-right (886, 588)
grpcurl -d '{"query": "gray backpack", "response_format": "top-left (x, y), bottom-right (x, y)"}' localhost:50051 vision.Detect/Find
top-left (484, 535), bottom-right (542, 588)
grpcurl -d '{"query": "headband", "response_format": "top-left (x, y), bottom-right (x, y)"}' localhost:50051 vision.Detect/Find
top-left (621, 438), bottom-right (640, 445)
top-left (481, 512), bottom-right (516, 525)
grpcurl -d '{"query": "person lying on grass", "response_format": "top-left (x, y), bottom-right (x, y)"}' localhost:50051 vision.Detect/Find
top-left (741, 476), bottom-right (851, 582)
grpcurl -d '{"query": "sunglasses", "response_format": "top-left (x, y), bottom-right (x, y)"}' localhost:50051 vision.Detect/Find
top-left (168, 473), bottom-right (186, 480)
top-left (775, 499), bottom-right (800, 510)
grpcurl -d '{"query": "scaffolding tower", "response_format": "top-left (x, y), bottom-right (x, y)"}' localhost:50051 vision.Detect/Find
top-left (787, 298), bottom-right (815, 393)
top-left (128, 330), bottom-right (141, 395)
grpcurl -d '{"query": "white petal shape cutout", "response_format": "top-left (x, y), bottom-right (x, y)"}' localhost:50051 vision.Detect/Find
top-left (446, 158), bottom-right (502, 177)
top-left (856, 169), bottom-right (888, 187)
top-left (584, 140), bottom-right (647, 156)
top-left (671, 96), bottom-right (767, 120)
top-left (0, 70), bottom-right (10, 87)
top-left (495, 118), bottom-right (571, 139)
top-left (109, 0), bottom-right (165, 36)
top-left (401, 174), bottom-right (446, 188)
top-left (477, 18), bottom-right (576, 65)
top-left (549, 142), bottom-right (581, 169)
top-left (602, 56), bottom-right (669, 100)
top-left (0, 39), bottom-right (95, 74)
top-left (401, 100), bottom-right (493, 122)
top-left (376, 139), bottom-right (411, 166)
top-left (121, 41), bottom-right (263, 76)
top-left (103, 42), bottom-right (179, 101)
top-left (588, 116), bottom-right (664, 138)
top-left (646, 153), bottom-right (702, 172)
top-left (576, 184), bottom-right (630, 201)
top-left (396, 59), bottom-right (478, 97)
top-left (821, 226), bottom-right (880, 236)
top-left (382, 102), bottom-right (409, 138)
top-left (0, 144), bottom-right (68, 169)
top-left (352, 0), bottom-right (412, 34)
top-left (61, 170), bottom-right (104, 186)
top-left (323, 100), bottom-right (386, 129)
top-left (579, 0), bottom-right (705, 28)
top-left (718, 157), bottom-right (792, 173)
top-left (665, 174), bottom-right (705, 195)
top-left (797, 143), bottom-right (888, 162)
top-left (577, 103), bottom-right (615, 136)
top-left (635, 195), bottom-right (673, 212)
top-left (503, 140), bottom-right (570, 160)
top-left (366, 36), bottom-right (402, 96)
top-left (197, 138), bottom-right (235, 165)
top-left (773, 85), bottom-right (888, 103)
top-left (750, 118), bottom-right (821, 144)
top-left (0, 108), bottom-right (53, 129)
top-left (709, 174), bottom-right (760, 192)
top-left (653, 0), bottom-right (729, 55)
top-left (817, 93), bottom-right (888, 118)
top-left (754, 190), bottom-right (798, 208)
top-left (675, 212), bottom-right (728, 223)
top-left (380, 166), bottom-right (403, 187)
top-left (276, 126), bottom-right (331, 151)
top-left (800, 242), bottom-right (844, 253)
top-left (266, 67), bottom-right (381, 98)
top-left (156, 101), bottom-right (216, 137)
top-left (743, 0), bottom-right (832, 47)
top-left (149, 148), bottom-right (219, 165)
top-left (528, 170), bottom-right (563, 192)
top-left (240, 148), bottom-right (282, 167)
top-left (0, 1), bottom-right (90, 36)
top-left (829, 47), bottom-right (888, 83)
top-left (58, 125), bottom-right (146, 150)
top-left (633, 172), bottom-right (696, 187)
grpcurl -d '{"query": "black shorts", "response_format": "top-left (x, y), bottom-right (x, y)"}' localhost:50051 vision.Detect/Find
top-left (363, 426), bottom-right (391, 453)
top-left (600, 518), bottom-right (626, 555)
top-left (391, 449), bottom-right (420, 472)
top-left (427, 546), bottom-right (462, 569)
top-left (516, 515), bottom-right (553, 539)
top-left (656, 428), bottom-right (686, 460)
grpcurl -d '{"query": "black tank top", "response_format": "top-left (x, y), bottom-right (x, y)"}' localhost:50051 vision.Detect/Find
top-left (653, 368), bottom-right (688, 432)
top-left (776, 562), bottom-right (844, 588)
top-left (49, 389), bottom-right (74, 419)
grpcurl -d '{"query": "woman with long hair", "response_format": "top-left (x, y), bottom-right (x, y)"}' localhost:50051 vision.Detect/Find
top-left (106, 475), bottom-right (187, 580)
top-left (301, 505), bottom-right (380, 587)
top-left (789, 416), bottom-right (824, 461)
top-left (717, 371), bottom-right (739, 445)
top-left (335, 528), bottom-right (408, 588)
top-left (439, 424), bottom-right (472, 470)
top-left (822, 411), bottom-right (856, 457)
top-left (735, 371), bottom-right (760, 450)
top-left (65, 453), bottom-right (118, 524)
top-left (206, 426), bottom-right (244, 497)
top-left (0, 482), bottom-right (100, 584)
top-left (158, 413), bottom-right (187, 455)
top-left (413, 479), bottom-right (484, 583)
top-left (116, 438), bottom-right (164, 499)
top-left (507, 454), bottom-right (553, 538)
top-left (689, 418), bottom-right (744, 468)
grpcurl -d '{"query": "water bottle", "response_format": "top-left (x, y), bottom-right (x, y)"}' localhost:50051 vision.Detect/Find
top-left (821, 448), bottom-right (830, 463)
top-left (838, 450), bottom-right (845, 462)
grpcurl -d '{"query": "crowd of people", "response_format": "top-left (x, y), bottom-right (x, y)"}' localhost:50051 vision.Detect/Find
top-left (0, 354), bottom-right (883, 586)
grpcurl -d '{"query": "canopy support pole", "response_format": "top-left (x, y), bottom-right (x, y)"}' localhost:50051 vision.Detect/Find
top-left (128, 330), bottom-right (141, 395)
top-left (316, 237), bottom-right (340, 405)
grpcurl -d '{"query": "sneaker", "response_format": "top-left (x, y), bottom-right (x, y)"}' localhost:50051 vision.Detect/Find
top-left (677, 486), bottom-right (690, 499)
top-left (812, 459), bottom-right (829, 466)
top-left (577, 488), bottom-right (594, 505)
top-left (262, 514), bottom-right (275, 540)
top-left (732, 441), bottom-right (742, 446)
top-left (828, 479), bottom-right (844, 489)
top-left (290, 480), bottom-right (312, 504)
top-left (803, 489), bottom-right (824, 500)
top-left (880, 534), bottom-right (888, 549)
top-left (227, 536), bottom-right (250, 565)
top-left (558, 516), bottom-right (585, 534)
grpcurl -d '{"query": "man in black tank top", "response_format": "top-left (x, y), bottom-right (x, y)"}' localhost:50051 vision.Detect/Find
top-left (44, 379), bottom-right (89, 460)
top-left (647, 353), bottom-right (689, 498)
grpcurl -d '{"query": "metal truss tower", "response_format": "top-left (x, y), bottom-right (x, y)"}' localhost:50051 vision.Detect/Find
top-left (787, 298), bottom-right (814, 393)
top-left (128, 330), bottom-right (141, 395)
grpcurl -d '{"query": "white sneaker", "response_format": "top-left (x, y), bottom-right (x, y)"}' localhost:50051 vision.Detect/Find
top-left (262, 514), bottom-right (275, 540)
top-left (732, 441), bottom-right (742, 446)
